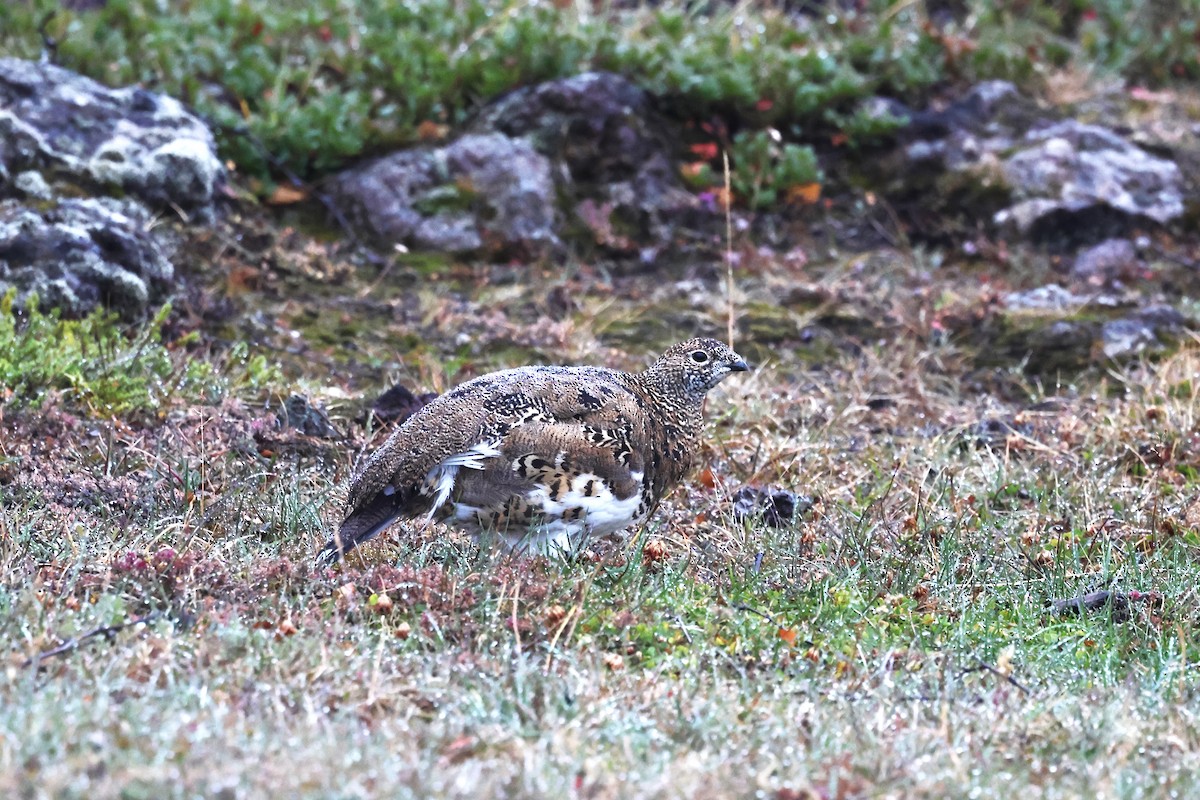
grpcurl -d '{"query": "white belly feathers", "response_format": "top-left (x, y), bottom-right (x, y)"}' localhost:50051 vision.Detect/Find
top-left (421, 443), bottom-right (646, 554)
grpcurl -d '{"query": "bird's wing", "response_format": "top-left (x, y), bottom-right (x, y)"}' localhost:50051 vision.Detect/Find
top-left (450, 418), bottom-right (647, 512)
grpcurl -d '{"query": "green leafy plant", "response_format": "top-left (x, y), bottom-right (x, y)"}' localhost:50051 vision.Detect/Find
top-left (0, 0), bottom-right (946, 188)
top-left (729, 130), bottom-right (822, 211)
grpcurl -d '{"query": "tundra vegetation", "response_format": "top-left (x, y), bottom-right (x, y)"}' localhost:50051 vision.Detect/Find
top-left (3, 1), bottom-right (1200, 797)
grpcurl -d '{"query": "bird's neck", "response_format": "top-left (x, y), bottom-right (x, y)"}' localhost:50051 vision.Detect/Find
top-left (631, 373), bottom-right (706, 456)
top-left (637, 366), bottom-right (709, 407)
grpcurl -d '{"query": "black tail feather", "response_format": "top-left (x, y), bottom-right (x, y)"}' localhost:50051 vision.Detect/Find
top-left (317, 495), bottom-right (403, 566)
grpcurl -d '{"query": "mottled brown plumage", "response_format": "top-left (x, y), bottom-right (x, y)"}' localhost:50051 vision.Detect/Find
top-left (318, 338), bottom-right (748, 564)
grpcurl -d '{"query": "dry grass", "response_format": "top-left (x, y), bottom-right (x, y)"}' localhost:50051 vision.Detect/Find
top-left (3, 237), bottom-right (1200, 798)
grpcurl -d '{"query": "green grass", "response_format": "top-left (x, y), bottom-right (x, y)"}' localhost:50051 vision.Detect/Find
top-left (0, 290), bottom-right (175, 415)
top-left (0, 290), bottom-right (284, 416)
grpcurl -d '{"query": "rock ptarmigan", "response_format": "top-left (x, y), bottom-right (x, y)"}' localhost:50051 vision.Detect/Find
top-left (319, 337), bottom-right (748, 563)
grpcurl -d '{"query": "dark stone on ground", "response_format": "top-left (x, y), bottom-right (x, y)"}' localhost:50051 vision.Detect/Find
top-left (960, 416), bottom-right (1036, 451)
top-left (370, 383), bottom-right (438, 426)
top-left (730, 486), bottom-right (813, 527)
top-left (860, 81), bottom-right (1038, 237)
top-left (1070, 238), bottom-right (1141, 285)
top-left (1100, 305), bottom-right (1188, 359)
top-left (277, 395), bottom-right (338, 439)
top-left (1052, 589), bottom-right (1129, 620)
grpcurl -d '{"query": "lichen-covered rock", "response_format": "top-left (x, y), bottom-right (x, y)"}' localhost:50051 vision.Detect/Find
top-left (1003, 284), bottom-right (1090, 312)
top-left (0, 198), bottom-right (173, 319)
top-left (996, 121), bottom-right (1184, 234)
top-left (863, 83), bottom-right (1186, 245)
top-left (968, 288), bottom-right (1191, 373)
top-left (1101, 305), bottom-right (1188, 360)
top-left (330, 72), bottom-right (699, 260)
top-left (0, 57), bottom-right (224, 216)
top-left (469, 71), bottom-right (695, 254)
top-left (862, 81), bottom-right (1037, 224)
top-left (329, 133), bottom-right (557, 256)
top-left (1070, 238), bottom-right (1141, 285)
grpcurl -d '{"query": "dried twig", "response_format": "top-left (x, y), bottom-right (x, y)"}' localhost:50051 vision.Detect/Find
top-left (723, 150), bottom-right (736, 348)
top-left (733, 603), bottom-right (778, 626)
top-left (21, 611), bottom-right (164, 668)
top-left (960, 656), bottom-right (1032, 696)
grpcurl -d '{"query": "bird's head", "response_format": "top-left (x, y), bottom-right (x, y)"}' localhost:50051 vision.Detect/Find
top-left (644, 337), bottom-right (750, 402)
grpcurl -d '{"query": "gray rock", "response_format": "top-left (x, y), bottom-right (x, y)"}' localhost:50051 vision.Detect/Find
top-left (329, 133), bottom-right (557, 256)
top-left (868, 83), bottom-right (1186, 244)
top-left (972, 290), bottom-right (1190, 373)
top-left (12, 170), bottom-right (51, 200)
top-left (445, 134), bottom-right (559, 251)
top-left (0, 57), bottom-right (224, 216)
top-left (892, 80), bottom-right (1030, 149)
top-left (1051, 589), bottom-right (1126, 618)
top-left (865, 81), bottom-right (1035, 233)
top-left (329, 72), bottom-right (701, 259)
top-left (1101, 305), bottom-right (1187, 359)
top-left (1003, 284), bottom-right (1088, 311)
top-left (0, 198), bottom-right (173, 318)
top-left (470, 71), bottom-right (696, 253)
top-left (277, 394), bottom-right (338, 439)
top-left (729, 485), bottom-right (813, 527)
top-left (996, 121), bottom-right (1183, 232)
top-left (1070, 238), bottom-right (1139, 284)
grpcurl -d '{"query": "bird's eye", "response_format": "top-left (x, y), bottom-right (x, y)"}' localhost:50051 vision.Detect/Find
top-left (690, 350), bottom-right (709, 364)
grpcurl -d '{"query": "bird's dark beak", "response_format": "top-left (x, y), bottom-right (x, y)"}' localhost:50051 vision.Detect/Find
top-left (729, 356), bottom-right (750, 373)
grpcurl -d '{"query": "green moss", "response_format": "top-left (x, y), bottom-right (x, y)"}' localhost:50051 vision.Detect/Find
top-left (396, 252), bottom-right (458, 277)
top-left (596, 301), bottom-right (722, 353)
top-left (736, 302), bottom-right (805, 344)
top-left (0, 288), bottom-right (292, 416)
top-left (411, 183), bottom-right (479, 216)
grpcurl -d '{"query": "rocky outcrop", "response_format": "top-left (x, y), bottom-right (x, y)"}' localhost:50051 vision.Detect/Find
top-left (867, 82), bottom-right (1187, 245)
top-left (468, 71), bottom-right (695, 254)
top-left (329, 72), bottom-right (697, 259)
top-left (328, 133), bottom-right (558, 257)
top-left (0, 57), bottom-right (224, 217)
top-left (995, 121), bottom-right (1183, 236)
top-left (0, 57), bottom-right (227, 318)
top-left (967, 286), bottom-right (1189, 373)
top-left (0, 198), bottom-right (174, 319)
